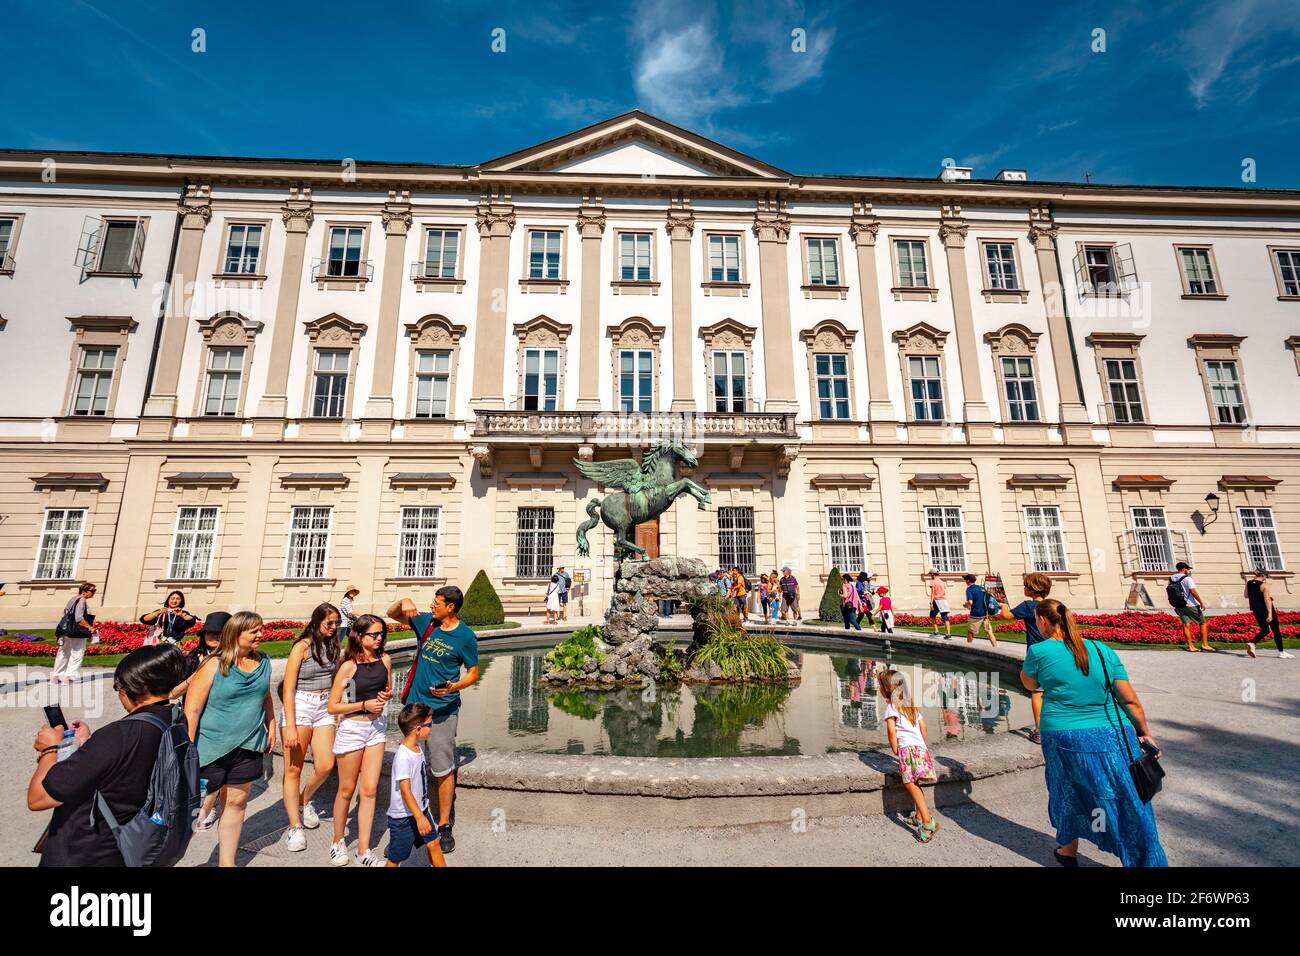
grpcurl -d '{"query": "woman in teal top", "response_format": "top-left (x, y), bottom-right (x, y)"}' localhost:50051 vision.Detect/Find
top-left (1021, 599), bottom-right (1166, 868)
top-left (184, 610), bottom-right (275, 868)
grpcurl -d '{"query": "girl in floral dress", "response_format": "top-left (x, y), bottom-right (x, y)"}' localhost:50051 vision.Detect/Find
top-left (879, 667), bottom-right (938, 842)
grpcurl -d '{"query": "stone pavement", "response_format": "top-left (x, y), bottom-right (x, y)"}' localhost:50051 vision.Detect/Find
top-left (1, 633), bottom-right (1295, 867)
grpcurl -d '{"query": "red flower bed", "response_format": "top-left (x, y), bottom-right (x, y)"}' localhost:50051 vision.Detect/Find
top-left (895, 609), bottom-right (1298, 645)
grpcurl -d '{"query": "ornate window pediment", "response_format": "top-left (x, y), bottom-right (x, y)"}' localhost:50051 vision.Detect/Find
top-left (198, 311), bottom-right (263, 345)
top-left (513, 314), bottom-right (572, 346)
top-left (699, 317), bottom-right (756, 350)
top-left (405, 314), bottom-right (467, 348)
top-left (800, 318), bottom-right (857, 351)
top-left (984, 323), bottom-right (1041, 355)
top-left (303, 312), bottom-right (367, 345)
top-left (892, 322), bottom-right (948, 353)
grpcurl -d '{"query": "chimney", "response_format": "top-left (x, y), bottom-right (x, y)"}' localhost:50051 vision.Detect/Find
top-left (995, 169), bottom-right (1028, 182)
top-left (939, 165), bottom-right (972, 182)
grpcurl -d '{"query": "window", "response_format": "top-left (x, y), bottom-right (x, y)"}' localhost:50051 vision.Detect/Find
top-left (1206, 360), bottom-right (1246, 424)
top-left (1129, 506), bottom-right (1174, 572)
top-left (98, 220), bottom-right (144, 273)
top-left (0, 216), bottom-right (15, 269)
top-left (708, 234), bottom-right (741, 282)
top-left (718, 507), bottom-right (756, 575)
top-left (826, 506), bottom-right (866, 571)
top-left (222, 224), bottom-right (263, 275)
top-left (925, 507), bottom-right (967, 573)
top-left (414, 351), bottom-right (451, 418)
top-left (1083, 245), bottom-right (1118, 292)
top-left (984, 242), bottom-right (1020, 289)
top-left (894, 240), bottom-right (929, 288)
top-left (311, 350), bottom-right (350, 418)
top-left (422, 229), bottom-right (459, 279)
top-left (397, 506), bottom-right (441, 577)
top-left (806, 237), bottom-right (840, 286)
top-left (713, 350), bottom-right (747, 412)
top-left (327, 226), bottom-right (365, 277)
top-left (522, 348), bottom-right (559, 411)
top-left (203, 347), bottom-right (244, 416)
top-left (1274, 249), bottom-right (1300, 296)
top-left (71, 346), bottom-right (117, 416)
top-left (1179, 247), bottom-right (1219, 295)
top-left (1024, 505), bottom-right (1068, 572)
top-left (907, 355), bottom-right (945, 421)
top-left (1238, 507), bottom-right (1284, 571)
top-left (286, 506), bottom-right (331, 578)
top-left (619, 349), bottom-right (653, 413)
top-left (528, 230), bottom-right (562, 280)
top-left (1104, 358), bottom-right (1145, 423)
top-left (1000, 356), bottom-right (1040, 422)
top-left (516, 508), bottom-right (554, 578)
top-left (815, 354), bottom-right (851, 419)
top-left (169, 506), bottom-right (219, 579)
top-left (34, 509), bottom-right (85, 580)
top-left (619, 232), bottom-right (652, 281)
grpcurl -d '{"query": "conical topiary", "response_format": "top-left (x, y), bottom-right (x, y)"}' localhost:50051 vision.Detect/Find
top-left (461, 569), bottom-right (505, 627)
top-left (819, 566), bottom-right (843, 622)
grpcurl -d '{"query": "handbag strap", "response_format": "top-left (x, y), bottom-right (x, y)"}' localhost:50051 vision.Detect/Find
top-left (1090, 639), bottom-right (1136, 764)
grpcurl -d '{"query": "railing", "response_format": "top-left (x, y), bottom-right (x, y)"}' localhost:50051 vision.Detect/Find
top-left (410, 260), bottom-right (456, 280)
top-left (473, 408), bottom-right (798, 440)
top-left (1118, 528), bottom-right (1193, 576)
top-left (1096, 402), bottom-right (1148, 425)
top-left (310, 258), bottom-right (374, 282)
top-left (0, 251), bottom-right (14, 272)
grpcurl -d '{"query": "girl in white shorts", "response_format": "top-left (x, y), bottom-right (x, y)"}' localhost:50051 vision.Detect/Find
top-left (327, 614), bottom-right (391, 867)
top-left (280, 603), bottom-right (341, 851)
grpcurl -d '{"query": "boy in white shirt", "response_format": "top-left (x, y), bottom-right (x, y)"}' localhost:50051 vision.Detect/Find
top-left (386, 703), bottom-right (446, 867)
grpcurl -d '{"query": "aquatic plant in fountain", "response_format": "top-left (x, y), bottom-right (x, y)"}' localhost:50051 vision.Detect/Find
top-left (685, 592), bottom-right (792, 682)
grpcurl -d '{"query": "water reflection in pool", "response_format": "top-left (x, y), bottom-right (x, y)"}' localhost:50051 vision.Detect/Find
top-left (387, 644), bottom-right (1031, 758)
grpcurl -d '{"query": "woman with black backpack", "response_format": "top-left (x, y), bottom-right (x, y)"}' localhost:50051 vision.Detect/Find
top-left (28, 644), bottom-right (186, 866)
top-left (51, 582), bottom-right (98, 684)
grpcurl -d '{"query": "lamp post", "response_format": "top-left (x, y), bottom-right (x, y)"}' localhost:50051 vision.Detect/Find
top-left (1204, 493), bottom-right (1220, 528)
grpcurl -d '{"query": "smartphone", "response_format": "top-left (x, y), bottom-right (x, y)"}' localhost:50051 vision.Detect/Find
top-left (1140, 739), bottom-right (1161, 757)
top-left (43, 705), bottom-right (67, 729)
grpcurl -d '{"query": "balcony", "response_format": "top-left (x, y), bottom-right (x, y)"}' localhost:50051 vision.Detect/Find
top-left (1096, 402), bottom-right (1148, 426)
top-left (310, 258), bottom-right (374, 288)
top-left (472, 408), bottom-right (798, 444)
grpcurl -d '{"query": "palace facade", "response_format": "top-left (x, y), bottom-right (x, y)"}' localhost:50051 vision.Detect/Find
top-left (1, 111), bottom-right (1298, 624)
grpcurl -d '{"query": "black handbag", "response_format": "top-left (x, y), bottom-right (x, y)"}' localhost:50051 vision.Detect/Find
top-left (1093, 640), bottom-right (1164, 803)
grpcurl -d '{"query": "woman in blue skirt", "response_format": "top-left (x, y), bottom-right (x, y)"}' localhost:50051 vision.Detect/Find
top-left (1021, 599), bottom-right (1167, 867)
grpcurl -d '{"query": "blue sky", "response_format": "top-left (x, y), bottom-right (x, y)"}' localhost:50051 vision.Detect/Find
top-left (3, 0), bottom-right (1299, 187)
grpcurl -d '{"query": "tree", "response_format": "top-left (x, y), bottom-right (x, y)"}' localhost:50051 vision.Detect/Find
top-left (819, 567), bottom-right (843, 622)
top-left (462, 569), bottom-right (505, 627)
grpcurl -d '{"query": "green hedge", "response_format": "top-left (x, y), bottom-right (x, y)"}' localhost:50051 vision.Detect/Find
top-left (818, 566), bottom-right (843, 622)
top-left (462, 569), bottom-right (505, 627)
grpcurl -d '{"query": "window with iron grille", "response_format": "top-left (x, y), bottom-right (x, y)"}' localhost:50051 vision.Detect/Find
top-left (312, 350), bottom-right (350, 418)
top-left (713, 350), bottom-right (746, 412)
top-left (718, 507), bottom-right (756, 575)
top-left (1024, 505), bottom-right (1068, 572)
top-left (619, 349), bottom-right (653, 412)
top-left (807, 237), bottom-right (840, 285)
top-left (815, 353), bottom-right (851, 419)
top-left (397, 506), bottom-right (441, 577)
top-left (1103, 358), bottom-right (1145, 423)
top-left (1275, 249), bottom-right (1300, 296)
top-left (528, 230), bottom-right (562, 279)
top-left (907, 355), bottom-right (944, 421)
top-left (222, 224), bottom-right (263, 274)
top-left (1129, 506), bottom-right (1174, 571)
top-left (423, 229), bottom-right (459, 279)
top-left (925, 507), bottom-right (967, 573)
top-left (1238, 507), bottom-right (1284, 572)
top-left (708, 234), bottom-right (741, 282)
top-left (203, 347), bottom-right (244, 416)
top-left (327, 227), bottom-right (364, 277)
top-left (414, 351), bottom-right (451, 418)
top-left (1179, 247), bottom-right (1218, 295)
top-left (72, 347), bottom-right (117, 416)
top-left (894, 240), bottom-right (929, 287)
top-left (34, 509), bottom-right (86, 580)
top-left (286, 506), bottom-right (331, 578)
top-left (170, 506), bottom-right (219, 579)
top-left (1206, 360), bottom-right (1247, 424)
top-left (826, 506), bottom-right (866, 571)
top-left (516, 507), bottom-right (555, 578)
top-left (619, 232), bottom-right (651, 281)
top-left (984, 242), bottom-right (1020, 289)
top-left (1001, 356), bottom-right (1040, 422)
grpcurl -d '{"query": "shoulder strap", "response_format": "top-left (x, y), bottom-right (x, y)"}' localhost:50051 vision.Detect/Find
top-left (123, 710), bottom-right (170, 733)
top-left (1090, 640), bottom-right (1135, 764)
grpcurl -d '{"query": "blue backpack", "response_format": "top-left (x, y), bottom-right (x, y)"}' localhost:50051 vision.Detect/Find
top-left (92, 706), bottom-right (201, 867)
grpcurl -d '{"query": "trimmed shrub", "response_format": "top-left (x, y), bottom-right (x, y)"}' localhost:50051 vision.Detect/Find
top-left (461, 569), bottom-right (505, 627)
top-left (819, 566), bottom-right (843, 621)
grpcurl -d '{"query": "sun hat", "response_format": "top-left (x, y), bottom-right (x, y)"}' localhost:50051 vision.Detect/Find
top-left (199, 611), bottom-right (231, 635)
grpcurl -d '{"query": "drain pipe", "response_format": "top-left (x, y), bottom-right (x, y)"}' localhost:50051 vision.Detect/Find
top-left (1048, 202), bottom-right (1087, 405)
top-left (140, 176), bottom-right (188, 415)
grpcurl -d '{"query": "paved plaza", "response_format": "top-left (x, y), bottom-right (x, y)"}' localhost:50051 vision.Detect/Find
top-left (2, 627), bottom-right (1294, 868)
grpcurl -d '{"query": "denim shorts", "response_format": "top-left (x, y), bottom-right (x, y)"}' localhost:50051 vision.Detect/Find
top-left (386, 808), bottom-right (437, 862)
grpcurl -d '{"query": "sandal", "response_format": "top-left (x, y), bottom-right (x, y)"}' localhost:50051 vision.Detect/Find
top-left (1053, 848), bottom-right (1079, 867)
top-left (1201, 646), bottom-right (1218, 653)
top-left (903, 811), bottom-right (921, 827)
top-left (1026, 728), bottom-right (1041, 744)
top-left (917, 820), bottom-right (938, 843)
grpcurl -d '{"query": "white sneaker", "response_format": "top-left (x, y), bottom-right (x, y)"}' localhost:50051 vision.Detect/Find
top-left (1279, 651), bottom-right (1295, 659)
top-left (285, 826), bottom-right (306, 852)
top-left (354, 850), bottom-right (384, 867)
top-left (300, 801), bottom-right (320, 829)
top-left (1246, 642), bottom-right (1257, 659)
top-left (195, 807), bottom-right (218, 832)
top-left (329, 840), bottom-right (350, 866)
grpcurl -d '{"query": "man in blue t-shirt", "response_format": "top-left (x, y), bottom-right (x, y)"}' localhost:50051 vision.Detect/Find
top-left (995, 572), bottom-right (1053, 741)
top-left (962, 573), bottom-right (998, 647)
top-left (388, 585), bottom-right (479, 854)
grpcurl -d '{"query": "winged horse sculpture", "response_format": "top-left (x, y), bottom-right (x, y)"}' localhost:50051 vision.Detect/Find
top-left (574, 439), bottom-right (711, 559)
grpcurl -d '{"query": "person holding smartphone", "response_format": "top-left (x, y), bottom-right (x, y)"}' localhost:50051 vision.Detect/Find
top-left (387, 585), bottom-right (479, 855)
top-left (51, 582), bottom-right (97, 684)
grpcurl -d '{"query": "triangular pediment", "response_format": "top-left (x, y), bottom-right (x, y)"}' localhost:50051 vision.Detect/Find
top-left (480, 111), bottom-right (789, 181)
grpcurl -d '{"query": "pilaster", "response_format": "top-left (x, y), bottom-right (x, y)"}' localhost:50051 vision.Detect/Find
top-left (666, 201), bottom-right (696, 411)
top-left (361, 191), bottom-right (413, 434)
top-left (470, 196), bottom-right (516, 409)
top-left (254, 187), bottom-right (314, 430)
top-left (753, 198), bottom-right (798, 413)
top-left (939, 203), bottom-right (994, 437)
top-left (575, 201), bottom-right (606, 411)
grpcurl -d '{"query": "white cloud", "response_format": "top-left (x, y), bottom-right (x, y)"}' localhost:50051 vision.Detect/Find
top-left (1178, 0), bottom-right (1300, 106)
